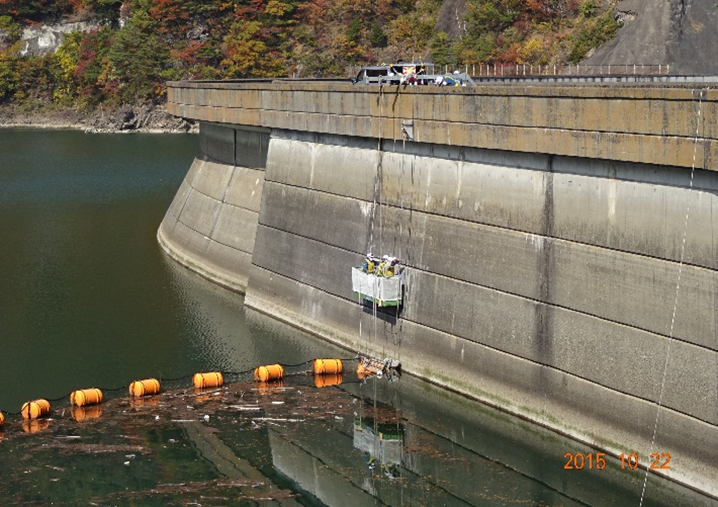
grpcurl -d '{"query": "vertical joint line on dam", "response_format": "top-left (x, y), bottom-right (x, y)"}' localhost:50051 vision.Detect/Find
top-left (535, 155), bottom-right (556, 383)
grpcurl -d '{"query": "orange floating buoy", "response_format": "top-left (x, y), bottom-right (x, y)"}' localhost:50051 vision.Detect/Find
top-left (70, 388), bottom-right (103, 407)
top-left (193, 372), bottom-right (224, 389)
top-left (71, 404), bottom-right (103, 422)
top-left (129, 378), bottom-right (161, 397)
top-left (21, 399), bottom-right (51, 420)
top-left (254, 364), bottom-right (284, 382)
top-left (313, 359), bottom-right (343, 375)
top-left (22, 419), bottom-right (50, 434)
top-left (314, 373), bottom-right (343, 388)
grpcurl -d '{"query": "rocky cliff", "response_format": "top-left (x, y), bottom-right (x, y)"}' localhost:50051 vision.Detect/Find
top-left (0, 102), bottom-right (197, 134)
top-left (435, 0), bottom-right (717, 75)
top-left (18, 19), bottom-right (100, 57)
top-left (586, 0), bottom-right (718, 74)
top-left (436, 0), bottom-right (467, 39)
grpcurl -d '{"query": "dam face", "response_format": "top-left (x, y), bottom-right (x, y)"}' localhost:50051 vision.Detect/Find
top-left (160, 81), bottom-right (718, 495)
top-left (158, 122), bottom-right (268, 292)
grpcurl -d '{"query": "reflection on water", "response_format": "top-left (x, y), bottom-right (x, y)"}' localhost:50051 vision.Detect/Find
top-left (353, 418), bottom-right (404, 479)
top-left (2, 356), bottom-right (704, 506)
top-left (0, 130), bottom-right (714, 506)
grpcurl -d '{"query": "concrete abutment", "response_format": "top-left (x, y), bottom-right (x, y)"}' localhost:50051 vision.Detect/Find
top-left (158, 123), bottom-right (268, 292)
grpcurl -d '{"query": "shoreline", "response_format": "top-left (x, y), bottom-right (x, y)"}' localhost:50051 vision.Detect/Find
top-left (0, 122), bottom-right (198, 134)
top-left (0, 102), bottom-right (198, 134)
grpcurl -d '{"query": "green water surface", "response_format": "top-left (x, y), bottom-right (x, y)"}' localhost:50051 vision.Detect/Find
top-left (0, 129), bottom-right (711, 506)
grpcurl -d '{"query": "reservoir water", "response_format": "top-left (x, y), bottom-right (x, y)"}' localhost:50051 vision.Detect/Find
top-left (0, 129), bottom-right (713, 506)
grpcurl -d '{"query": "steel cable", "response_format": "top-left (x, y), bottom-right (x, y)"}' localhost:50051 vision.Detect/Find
top-left (638, 87), bottom-right (706, 507)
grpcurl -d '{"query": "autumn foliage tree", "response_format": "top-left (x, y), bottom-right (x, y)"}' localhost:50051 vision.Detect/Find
top-left (0, 0), bottom-right (622, 109)
top-left (449, 0), bottom-right (619, 67)
top-left (0, 0), bottom-right (75, 21)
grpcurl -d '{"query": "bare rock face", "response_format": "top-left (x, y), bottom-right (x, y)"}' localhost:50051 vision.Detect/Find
top-left (436, 0), bottom-right (467, 39)
top-left (587, 0), bottom-right (718, 75)
top-left (19, 20), bottom-right (100, 57)
top-left (0, 102), bottom-right (197, 134)
top-left (81, 103), bottom-right (198, 133)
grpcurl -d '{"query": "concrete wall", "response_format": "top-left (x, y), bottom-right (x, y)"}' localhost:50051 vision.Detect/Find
top-left (241, 130), bottom-right (718, 495)
top-left (159, 83), bottom-right (718, 497)
top-left (158, 123), bottom-right (268, 292)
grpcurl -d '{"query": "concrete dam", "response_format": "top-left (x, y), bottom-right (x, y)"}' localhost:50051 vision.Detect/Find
top-left (159, 80), bottom-right (718, 496)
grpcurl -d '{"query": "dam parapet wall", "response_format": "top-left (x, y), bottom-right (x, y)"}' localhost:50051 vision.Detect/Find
top-left (160, 81), bottom-right (718, 497)
top-left (167, 80), bottom-right (718, 169)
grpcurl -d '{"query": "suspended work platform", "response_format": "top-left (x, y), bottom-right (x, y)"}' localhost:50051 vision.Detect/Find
top-left (351, 255), bottom-right (403, 307)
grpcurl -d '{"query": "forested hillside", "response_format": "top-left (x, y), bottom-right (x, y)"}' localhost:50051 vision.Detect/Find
top-left (0, 0), bottom-right (620, 112)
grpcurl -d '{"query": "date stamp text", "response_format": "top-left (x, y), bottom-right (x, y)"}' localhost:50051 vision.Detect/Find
top-left (563, 452), bottom-right (671, 470)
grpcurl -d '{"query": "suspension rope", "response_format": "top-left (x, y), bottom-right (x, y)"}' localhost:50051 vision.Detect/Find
top-left (638, 87), bottom-right (706, 506)
top-left (376, 128), bottom-right (384, 359)
top-left (358, 83), bottom-right (387, 357)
